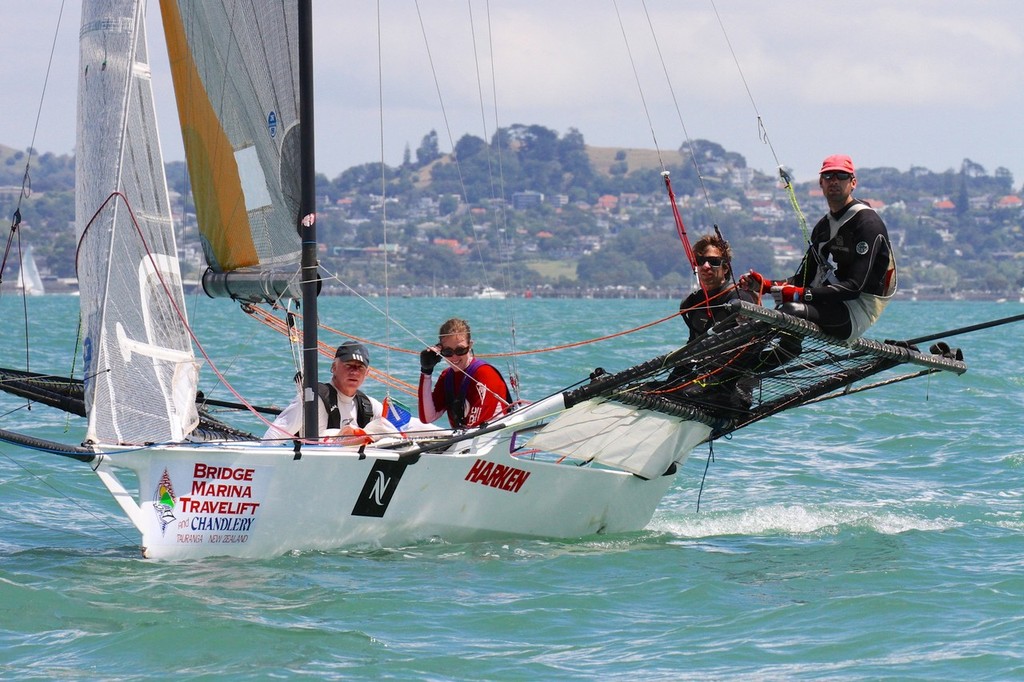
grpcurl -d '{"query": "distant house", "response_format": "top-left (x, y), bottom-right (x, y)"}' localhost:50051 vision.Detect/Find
top-left (511, 191), bottom-right (544, 210)
top-left (433, 237), bottom-right (468, 255)
top-left (933, 199), bottom-right (956, 211)
top-left (997, 195), bottom-right (1023, 209)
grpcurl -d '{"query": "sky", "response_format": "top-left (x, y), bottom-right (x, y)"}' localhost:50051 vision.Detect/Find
top-left (3, 1), bottom-right (1024, 188)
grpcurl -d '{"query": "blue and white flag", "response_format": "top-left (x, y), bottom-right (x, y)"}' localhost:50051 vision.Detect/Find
top-left (382, 396), bottom-right (412, 431)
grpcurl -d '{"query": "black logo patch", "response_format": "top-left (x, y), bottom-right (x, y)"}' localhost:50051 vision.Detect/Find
top-left (351, 459), bottom-right (408, 517)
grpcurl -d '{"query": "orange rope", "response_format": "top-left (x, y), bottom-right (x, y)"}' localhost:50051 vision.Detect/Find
top-left (241, 290), bottom-right (743, 400)
top-left (246, 301), bottom-right (685, 359)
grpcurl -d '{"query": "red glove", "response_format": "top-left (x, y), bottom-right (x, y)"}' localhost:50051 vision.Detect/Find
top-left (774, 285), bottom-right (805, 303)
top-left (739, 270), bottom-right (774, 295)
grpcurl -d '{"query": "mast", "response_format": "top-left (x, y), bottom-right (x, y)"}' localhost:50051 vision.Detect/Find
top-left (298, 0), bottom-right (319, 440)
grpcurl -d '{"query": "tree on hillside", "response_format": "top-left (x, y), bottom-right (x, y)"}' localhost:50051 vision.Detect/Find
top-left (416, 130), bottom-right (441, 167)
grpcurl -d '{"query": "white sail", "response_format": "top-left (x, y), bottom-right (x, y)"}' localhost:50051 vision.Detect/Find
top-left (76, 0), bottom-right (199, 445)
top-left (15, 245), bottom-right (45, 296)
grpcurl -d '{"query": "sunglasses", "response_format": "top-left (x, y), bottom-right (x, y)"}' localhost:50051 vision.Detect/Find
top-left (696, 256), bottom-right (724, 268)
top-left (821, 171), bottom-right (853, 181)
top-left (440, 345), bottom-right (471, 357)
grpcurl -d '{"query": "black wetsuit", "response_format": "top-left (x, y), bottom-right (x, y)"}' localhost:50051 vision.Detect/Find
top-left (783, 200), bottom-right (896, 339)
top-left (679, 285), bottom-right (758, 344)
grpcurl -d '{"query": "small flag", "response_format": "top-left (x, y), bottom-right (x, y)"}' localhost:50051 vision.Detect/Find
top-left (382, 396), bottom-right (412, 431)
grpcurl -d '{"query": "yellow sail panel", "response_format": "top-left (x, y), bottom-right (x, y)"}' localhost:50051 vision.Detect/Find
top-left (160, 0), bottom-right (258, 271)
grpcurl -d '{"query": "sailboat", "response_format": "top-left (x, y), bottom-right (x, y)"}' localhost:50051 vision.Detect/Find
top-left (0, 0), bottom-right (985, 560)
top-left (14, 245), bottom-right (45, 296)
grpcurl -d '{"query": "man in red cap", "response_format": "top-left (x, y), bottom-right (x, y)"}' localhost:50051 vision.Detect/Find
top-left (740, 154), bottom-right (897, 340)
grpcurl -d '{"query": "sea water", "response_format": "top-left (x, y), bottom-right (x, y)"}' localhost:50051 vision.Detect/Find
top-left (1, 294), bottom-right (1022, 680)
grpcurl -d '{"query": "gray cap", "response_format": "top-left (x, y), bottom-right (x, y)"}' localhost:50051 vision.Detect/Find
top-left (335, 340), bottom-right (370, 365)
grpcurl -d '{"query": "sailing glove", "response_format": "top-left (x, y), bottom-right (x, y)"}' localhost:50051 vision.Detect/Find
top-left (420, 348), bottom-right (442, 374)
top-left (740, 270), bottom-right (775, 295)
top-left (773, 285), bottom-right (805, 303)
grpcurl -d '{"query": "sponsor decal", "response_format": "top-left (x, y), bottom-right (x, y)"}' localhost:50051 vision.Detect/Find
top-left (464, 459), bottom-right (530, 493)
top-left (267, 110), bottom-right (278, 138)
top-left (351, 460), bottom-right (408, 517)
top-left (856, 240), bottom-right (869, 255)
top-left (154, 462), bottom-right (268, 547)
top-left (152, 468), bottom-right (177, 535)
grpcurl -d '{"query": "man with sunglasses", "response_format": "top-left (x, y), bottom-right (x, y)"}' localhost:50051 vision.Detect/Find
top-left (741, 154), bottom-right (897, 340)
top-left (418, 317), bottom-right (512, 430)
top-left (666, 234), bottom-right (761, 412)
top-left (680, 234), bottom-right (757, 343)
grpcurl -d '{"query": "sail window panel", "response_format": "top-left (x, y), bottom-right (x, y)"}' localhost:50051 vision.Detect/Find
top-left (167, 0), bottom-right (302, 270)
top-left (235, 146), bottom-right (274, 211)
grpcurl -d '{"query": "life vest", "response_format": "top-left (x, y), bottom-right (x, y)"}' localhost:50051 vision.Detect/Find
top-left (316, 382), bottom-right (373, 429)
top-left (442, 358), bottom-right (512, 429)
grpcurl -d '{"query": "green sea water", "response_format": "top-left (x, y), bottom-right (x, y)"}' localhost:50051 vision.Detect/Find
top-left (1, 294), bottom-right (1022, 680)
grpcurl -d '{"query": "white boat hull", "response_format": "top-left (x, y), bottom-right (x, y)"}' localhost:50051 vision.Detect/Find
top-left (96, 434), bottom-right (679, 560)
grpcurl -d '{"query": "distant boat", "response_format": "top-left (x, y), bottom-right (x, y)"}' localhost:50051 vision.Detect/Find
top-left (14, 245), bottom-right (45, 296)
top-left (473, 286), bottom-right (507, 299)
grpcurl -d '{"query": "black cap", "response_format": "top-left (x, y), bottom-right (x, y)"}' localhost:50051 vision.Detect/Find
top-left (335, 340), bottom-right (370, 365)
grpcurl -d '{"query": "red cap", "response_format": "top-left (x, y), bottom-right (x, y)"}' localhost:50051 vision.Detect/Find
top-left (820, 154), bottom-right (855, 175)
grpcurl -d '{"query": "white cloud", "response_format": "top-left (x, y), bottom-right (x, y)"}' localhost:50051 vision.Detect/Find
top-left (3, 0), bottom-right (1023, 186)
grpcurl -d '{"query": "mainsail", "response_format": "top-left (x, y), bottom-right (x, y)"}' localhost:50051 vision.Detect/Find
top-left (15, 245), bottom-right (45, 296)
top-left (160, 0), bottom-right (304, 302)
top-left (76, 0), bottom-right (199, 445)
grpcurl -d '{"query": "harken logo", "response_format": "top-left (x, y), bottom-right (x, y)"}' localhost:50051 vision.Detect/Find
top-left (351, 460), bottom-right (408, 517)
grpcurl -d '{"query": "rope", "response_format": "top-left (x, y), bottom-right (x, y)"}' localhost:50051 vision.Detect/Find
top-left (708, 0), bottom-right (811, 248)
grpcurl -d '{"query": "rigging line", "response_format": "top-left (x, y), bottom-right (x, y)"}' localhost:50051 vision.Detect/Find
top-left (708, 0), bottom-right (810, 243)
top-left (410, 1), bottom-right (517, 388)
top-left (10, 0), bottom-right (68, 222)
top-left (487, 310), bottom-right (681, 357)
top-left (375, 0), bottom-right (395, 396)
top-left (696, 440), bottom-right (715, 513)
top-left (256, 283), bottom-right (679, 362)
top-left (0, 449), bottom-right (137, 546)
top-left (709, 0), bottom-right (782, 169)
top-left (618, 2), bottom-right (697, 278)
top-left (3, 2), bottom-right (67, 377)
top-left (459, 0), bottom-right (515, 335)
top-left (295, 269), bottom-right (440, 356)
top-left (244, 305), bottom-right (418, 399)
top-left (479, 0), bottom-right (521, 400)
top-left (79, 192), bottom-right (280, 435)
top-left (468, 0), bottom-right (497, 204)
top-left (612, 0), bottom-right (665, 170)
top-left (639, 0), bottom-right (716, 215)
top-left (484, 0), bottom-right (512, 276)
top-left (412, 0), bottom-right (481, 234)
top-left (15, 236), bottom-right (33, 378)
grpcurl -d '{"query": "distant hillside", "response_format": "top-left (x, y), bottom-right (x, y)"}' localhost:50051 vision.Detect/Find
top-left (0, 143), bottom-right (30, 186)
top-left (585, 146), bottom-right (685, 177)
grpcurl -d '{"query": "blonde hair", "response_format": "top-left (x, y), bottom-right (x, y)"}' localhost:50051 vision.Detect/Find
top-left (438, 317), bottom-right (471, 343)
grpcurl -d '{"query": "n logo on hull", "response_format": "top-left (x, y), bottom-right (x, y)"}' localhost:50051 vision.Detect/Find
top-left (351, 460), bottom-right (408, 517)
